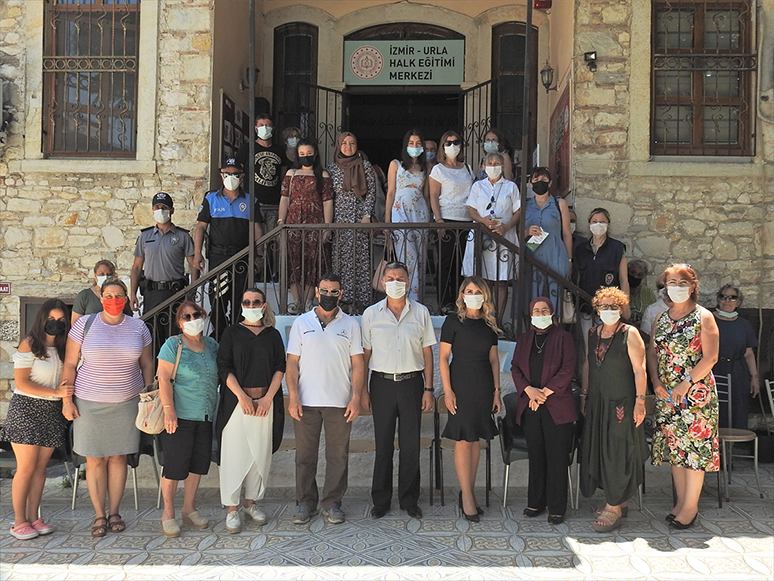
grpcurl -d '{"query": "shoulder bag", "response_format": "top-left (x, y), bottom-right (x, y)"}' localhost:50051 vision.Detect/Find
top-left (135, 336), bottom-right (183, 435)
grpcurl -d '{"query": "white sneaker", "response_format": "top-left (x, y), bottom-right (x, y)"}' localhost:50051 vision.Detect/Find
top-left (244, 504), bottom-right (267, 525)
top-left (225, 510), bottom-right (242, 534)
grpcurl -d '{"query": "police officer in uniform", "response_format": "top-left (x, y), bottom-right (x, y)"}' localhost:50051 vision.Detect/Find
top-left (194, 159), bottom-right (264, 337)
top-left (130, 192), bottom-right (197, 346)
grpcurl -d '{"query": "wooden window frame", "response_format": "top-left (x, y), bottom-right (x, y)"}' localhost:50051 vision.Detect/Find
top-left (272, 22), bottom-right (319, 131)
top-left (42, 0), bottom-right (140, 158)
top-left (651, 0), bottom-right (756, 156)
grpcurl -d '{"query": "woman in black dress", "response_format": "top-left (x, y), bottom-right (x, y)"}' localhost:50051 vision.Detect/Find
top-left (712, 284), bottom-right (760, 429)
top-left (216, 287), bottom-right (286, 533)
top-left (439, 275), bottom-right (501, 522)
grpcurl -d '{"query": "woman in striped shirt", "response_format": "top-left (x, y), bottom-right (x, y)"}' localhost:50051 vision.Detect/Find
top-left (61, 278), bottom-right (154, 537)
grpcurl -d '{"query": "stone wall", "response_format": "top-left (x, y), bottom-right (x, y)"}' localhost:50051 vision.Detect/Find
top-left (0, 0), bottom-right (216, 405)
top-left (572, 0), bottom-right (773, 308)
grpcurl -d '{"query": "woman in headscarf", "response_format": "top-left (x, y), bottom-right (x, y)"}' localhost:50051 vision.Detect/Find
top-left (510, 297), bottom-right (577, 525)
top-left (326, 132), bottom-right (377, 313)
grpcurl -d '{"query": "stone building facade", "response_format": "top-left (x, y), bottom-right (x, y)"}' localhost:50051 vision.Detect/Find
top-left (1, 0), bottom-right (772, 407)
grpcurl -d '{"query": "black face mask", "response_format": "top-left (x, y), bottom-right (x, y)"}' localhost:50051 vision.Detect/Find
top-left (531, 181), bottom-right (550, 195)
top-left (318, 295), bottom-right (339, 312)
top-left (298, 155), bottom-right (315, 168)
top-left (44, 319), bottom-right (66, 336)
top-left (628, 274), bottom-right (643, 289)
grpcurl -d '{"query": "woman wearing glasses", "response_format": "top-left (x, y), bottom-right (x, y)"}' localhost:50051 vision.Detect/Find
top-left (216, 288), bottom-right (286, 533)
top-left (429, 130), bottom-right (475, 314)
top-left (649, 264), bottom-right (719, 529)
top-left (462, 151), bottom-right (520, 329)
top-left (579, 287), bottom-right (648, 533)
top-left (712, 284), bottom-right (759, 429)
top-left (157, 301), bottom-right (218, 537)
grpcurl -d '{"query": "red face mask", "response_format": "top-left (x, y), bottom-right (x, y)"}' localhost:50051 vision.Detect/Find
top-left (102, 297), bottom-right (126, 316)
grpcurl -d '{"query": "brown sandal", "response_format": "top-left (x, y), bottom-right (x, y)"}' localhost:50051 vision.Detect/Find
top-left (91, 516), bottom-right (108, 537)
top-left (108, 513), bottom-right (126, 533)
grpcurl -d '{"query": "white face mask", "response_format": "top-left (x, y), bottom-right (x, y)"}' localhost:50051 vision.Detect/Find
top-left (96, 275), bottom-right (109, 287)
top-left (384, 280), bottom-right (407, 300)
top-left (667, 286), bottom-right (691, 304)
top-left (589, 222), bottom-right (608, 237)
top-left (599, 310), bottom-right (621, 325)
top-left (531, 315), bottom-right (552, 329)
top-left (153, 209), bottom-right (171, 224)
top-left (182, 317), bottom-right (205, 336)
top-left (444, 144), bottom-right (461, 159)
top-left (256, 125), bottom-right (272, 140)
top-left (463, 294), bottom-right (485, 310)
top-left (570, 223), bottom-right (577, 234)
top-left (483, 140), bottom-right (499, 154)
top-left (242, 307), bottom-right (264, 323)
top-left (223, 174), bottom-right (241, 191)
top-left (286, 136), bottom-right (299, 148)
top-left (716, 309), bottom-right (738, 318)
top-left (485, 166), bottom-right (502, 180)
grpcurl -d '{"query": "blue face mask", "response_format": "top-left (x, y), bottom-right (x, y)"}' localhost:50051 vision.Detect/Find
top-left (407, 146), bottom-right (423, 158)
top-left (425, 151), bottom-right (436, 163)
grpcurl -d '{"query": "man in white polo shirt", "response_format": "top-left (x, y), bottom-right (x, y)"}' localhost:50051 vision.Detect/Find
top-left (361, 262), bottom-right (437, 520)
top-left (286, 272), bottom-right (365, 525)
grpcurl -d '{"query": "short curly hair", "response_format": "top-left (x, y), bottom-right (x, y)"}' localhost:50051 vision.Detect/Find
top-left (591, 286), bottom-right (629, 310)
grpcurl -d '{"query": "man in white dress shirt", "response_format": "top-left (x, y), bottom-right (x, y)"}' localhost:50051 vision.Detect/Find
top-left (286, 273), bottom-right (365, 525)
top-left (361, 262), bottom-right (437, 519)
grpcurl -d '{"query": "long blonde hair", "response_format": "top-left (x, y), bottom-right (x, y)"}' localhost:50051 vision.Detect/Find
top-left (454, 276), bottom-right (500, 333)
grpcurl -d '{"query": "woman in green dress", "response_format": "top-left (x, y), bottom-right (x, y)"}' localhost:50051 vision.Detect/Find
top-left (580, 286), bottom-right (648, 533)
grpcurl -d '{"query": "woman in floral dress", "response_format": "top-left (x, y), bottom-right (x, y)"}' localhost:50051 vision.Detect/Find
top-left (278, 138), bottom-right (333, 313)
top-left (648, 264), bottom-right (719, 530)
top-left (385, 129), bottom-right (430, 301)
top-left (326, 132), bottom-right (377, 313)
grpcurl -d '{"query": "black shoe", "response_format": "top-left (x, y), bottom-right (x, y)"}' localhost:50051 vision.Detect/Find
top-left (406, 506), bottom-right (422, 519)
top-left (669, 513), bottom-right (698, 530)
top-left (476, 505), bottom-right (484, 516)
top-left (547, 514), bottom-right (564, 525)
top-left (370, 505), bottom-right (389, 519)
top-left (665, 513), bottom-right (676, 523)
top-left (523, 507), bottom-right (545, 518)
top-left (462, 511), bottom-right (480, 523)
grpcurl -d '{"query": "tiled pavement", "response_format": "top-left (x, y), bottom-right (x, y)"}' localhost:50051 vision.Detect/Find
top-left (1, 461), bottom-right (772, 580)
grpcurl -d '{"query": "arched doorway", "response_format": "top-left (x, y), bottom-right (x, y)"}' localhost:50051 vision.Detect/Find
top-left (344, 23), bottom-right (464, 171)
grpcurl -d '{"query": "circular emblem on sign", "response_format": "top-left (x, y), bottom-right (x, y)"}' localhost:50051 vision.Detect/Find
top-left (239, 202), bottom-right (247, 212)
top-left (350, 46), bottom-right (383, 80)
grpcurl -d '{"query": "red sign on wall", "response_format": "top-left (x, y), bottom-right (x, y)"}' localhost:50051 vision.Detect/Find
top-left (0, 282), bottom-right (11, 296)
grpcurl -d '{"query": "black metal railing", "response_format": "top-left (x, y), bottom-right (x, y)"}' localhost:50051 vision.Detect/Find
top-left (459, 79), bottom-right (497, 164)
top-left (140, 222), bottom-right (592, 352)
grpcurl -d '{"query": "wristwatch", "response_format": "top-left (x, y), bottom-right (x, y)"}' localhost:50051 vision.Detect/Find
top-left (424, 388), bottom-right (434, 393)
top-left (684, 374), bottom-right (695, 385)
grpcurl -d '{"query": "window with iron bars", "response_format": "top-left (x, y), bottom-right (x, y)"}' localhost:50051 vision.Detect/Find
top-left (42, 0), bottom-right (140, 157)
top-left (651, 0), bottom-right (756, 156)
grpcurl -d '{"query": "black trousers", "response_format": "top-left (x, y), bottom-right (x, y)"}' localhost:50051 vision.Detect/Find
top-left (521, 404), bottom-right (574, 516)
top-left (437, 221), bottom-right (470, 308)
top-left (208, 251), bottom-right (248, 339)
top-left (370, 373), bottom-right (424, 509)
top-left (143, 287), bottom-right (180, 352)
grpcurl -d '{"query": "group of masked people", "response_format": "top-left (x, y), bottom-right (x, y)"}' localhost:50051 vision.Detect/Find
top-left (5, 260), bottom-right (741, 540)
top-left (3, 264), bottom-right (504, 538)
top-left (512, 263), bottom-right (729, 532)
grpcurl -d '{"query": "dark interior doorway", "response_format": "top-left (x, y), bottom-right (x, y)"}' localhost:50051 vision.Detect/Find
top-left (347, 91), bottom-right (459, 174)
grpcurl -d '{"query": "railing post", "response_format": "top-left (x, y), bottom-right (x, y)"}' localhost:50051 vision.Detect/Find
top-left (247, 0), bottom-right (256, 288)
top-left (279, 226), bottom-right (288, 314)
top-left (516, 0), bottom-right (534, 335)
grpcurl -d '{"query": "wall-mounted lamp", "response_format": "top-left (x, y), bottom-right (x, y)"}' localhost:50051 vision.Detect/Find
top-left (584, 51), bottom-right (597, 73)
top-left (540, 62), bottom-right (557, 93)
top-left (239, 67), bottom-right (261, 92)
